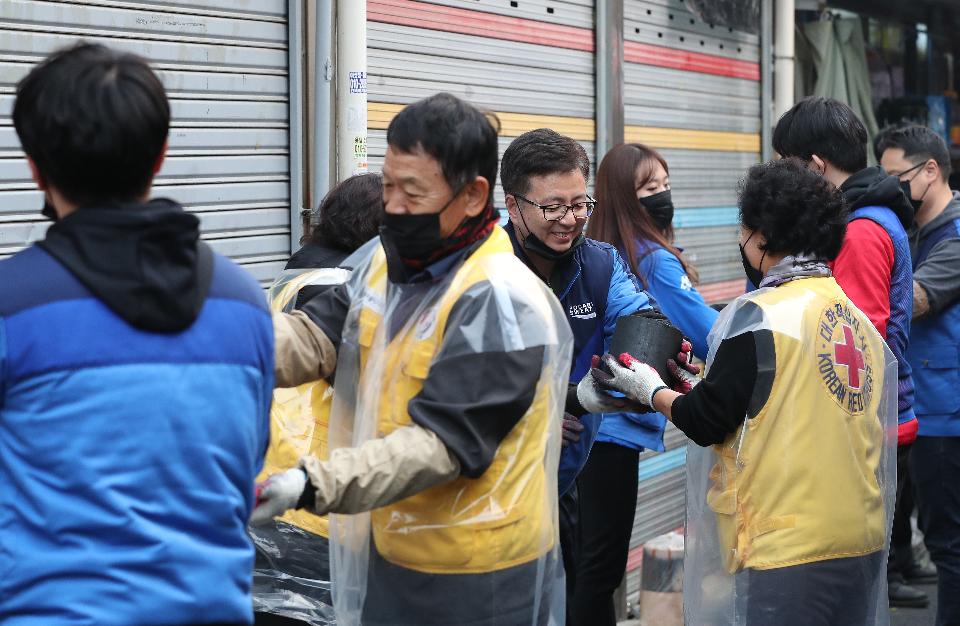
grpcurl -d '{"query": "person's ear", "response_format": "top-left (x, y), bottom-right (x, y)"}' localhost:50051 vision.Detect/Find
top-left (505, 193), bottom-right (520, 221)
top-left (26, 156), bottom-right (47, 190)
top-left (151, 140), bottom-right (168, 176)
top-left (461, 175), bottom-right (489, 218)
top-left (923, 159), bottom-right (940, 183)
top-left (809, 154), bottom-right (827, 176)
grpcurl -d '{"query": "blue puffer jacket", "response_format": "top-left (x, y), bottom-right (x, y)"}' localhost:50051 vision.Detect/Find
top-left (0, 202), bottom-right (272, 625)
top-left (506, 224), bottom-right (662, 494)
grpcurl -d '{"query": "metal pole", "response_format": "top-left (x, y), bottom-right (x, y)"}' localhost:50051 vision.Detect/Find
top-left (313, 0), bottom-right (334, 207)
top-left (595, 0), bottom-right (624, 163)
top-left (760, 0), bottom-right (773, 161)
top-left (773, 0), bottom-right (795, 122)
top-left (336, 0), bottom-right (368, 180)
top-left (288, 0), bottom-right (305, 251)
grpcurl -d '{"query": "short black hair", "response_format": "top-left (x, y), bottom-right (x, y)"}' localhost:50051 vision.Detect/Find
top-left (772, 97), bottom-right (868, 174)
top-left (875, 124), bottom-right (952, 181)
top-left (13, 43), bottom-right (170, 207)
top-left (310, 173), bottom-right (383, 252)
top-left (501, 128), bottom-right (591, 196)
top-left (739, 158), bottom-right (848, 261)
top-left (387, 93), bottom-right (499, 205)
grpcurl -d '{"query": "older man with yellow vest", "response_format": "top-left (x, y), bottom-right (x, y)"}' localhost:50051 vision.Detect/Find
top-left (251, 93), bottom-right (574, 626)
top-left (588, 159), bottom-right (897, 626)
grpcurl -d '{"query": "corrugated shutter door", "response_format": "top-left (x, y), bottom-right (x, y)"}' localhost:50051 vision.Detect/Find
top-left (622, 0), bottom-right (760, 609)
top-left (366, 0), bottom-right (596, 213)
top-left (0, 0), bottom-right (292, 284)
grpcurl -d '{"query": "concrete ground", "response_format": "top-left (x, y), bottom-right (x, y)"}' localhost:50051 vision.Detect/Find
top-left (618, 583), bottom-right (939, 625)
top-left (890, 581), bottom-right (938, 626)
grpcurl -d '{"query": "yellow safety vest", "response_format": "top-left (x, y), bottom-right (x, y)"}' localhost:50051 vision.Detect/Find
top-left (258, 269), bottom-right (335, 538)
top-left (707, 277), bottom-right (887, 572)
top-left (357, 228), bottom-right (555, 575)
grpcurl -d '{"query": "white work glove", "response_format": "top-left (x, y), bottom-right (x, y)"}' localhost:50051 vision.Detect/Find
top-left (596, 353), bottom-right (670, 409)
top-left (250, 468), bottom-right (309, 526)
top-left (577, 355), bottom-right (644, 414)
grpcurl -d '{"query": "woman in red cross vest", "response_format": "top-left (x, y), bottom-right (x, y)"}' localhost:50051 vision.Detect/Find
top-left (585, 159), bottom-right (898, 626)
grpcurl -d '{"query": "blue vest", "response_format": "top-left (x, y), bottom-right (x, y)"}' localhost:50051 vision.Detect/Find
top-left (908, 217), bottom-right (960, 436)
top-left (850, 206), bottom-right (916, 427)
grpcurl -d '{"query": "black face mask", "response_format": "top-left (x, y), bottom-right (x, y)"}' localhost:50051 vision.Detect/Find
top-left (639, 189), bottom-right (674, 231)
top-left (42, 199), bottom-right (58, 221)
top-left (900, 178), bottom-right (928, 214)
top-left (378, 190), bottom-right (468, 282)
top-left (739, 230), bottom-right (766, 287)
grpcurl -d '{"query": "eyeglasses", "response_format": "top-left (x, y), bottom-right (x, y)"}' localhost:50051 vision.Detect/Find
top-left (510, 193), bottom-right (596, 221)
top-left (894, 160), bottom-right (928, 181)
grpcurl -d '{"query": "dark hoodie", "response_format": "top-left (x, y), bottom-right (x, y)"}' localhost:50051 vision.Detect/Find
top-left (840, 165), bottom-right (914, 231)
top-left (38, 198), bottom-right (212, 333)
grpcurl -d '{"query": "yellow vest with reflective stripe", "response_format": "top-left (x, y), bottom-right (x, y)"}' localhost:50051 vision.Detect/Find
top-left (358, 228), bottom-right (555, 575)
top-left (258, 270), bottom-right (332, 538)
top-left (708, 277), bottom-right (886, 572)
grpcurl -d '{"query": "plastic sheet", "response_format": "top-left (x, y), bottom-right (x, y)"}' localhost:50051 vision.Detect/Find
top-left (326, 229), bottom-right (572, 626)
top-left (248, 267), bottom-right (352, 625)
top-left (683, 277), bottom-right (897, 625)
top-left (683, 0), bottom-right (759, 34)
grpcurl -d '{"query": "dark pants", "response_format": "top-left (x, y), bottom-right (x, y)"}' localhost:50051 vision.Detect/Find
top-left (889, 443), bottom-right (917, 580)
top-left (569, 442), bottom-right (640, 626)
top-left (362, 545), bottom-right (559, 626)
top-left (737, 552), bottom-right (883, 626)
top-left (912, 436), bottom-right (960, 626)
top-left (559, 483), bottom-right (580, 621)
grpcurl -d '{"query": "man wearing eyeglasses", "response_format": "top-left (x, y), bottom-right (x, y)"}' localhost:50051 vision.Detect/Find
top-left (501, 128), bottom-right (669, 621)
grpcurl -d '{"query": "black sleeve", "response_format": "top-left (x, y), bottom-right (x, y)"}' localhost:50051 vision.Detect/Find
top-left (299, 281), bottom-right (351, 352)
top-left (671, 328), bottom-right (775, 446)
top-left (565, 383), bottom-right (587, 417)
top-left (406, 285), bottom-right (548, 479)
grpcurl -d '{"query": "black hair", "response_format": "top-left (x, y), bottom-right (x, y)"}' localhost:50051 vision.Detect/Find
top-left (874, 124), bottom-right (952, 181)
top-left (13, 42), bottom-right (170, 207)
top-left (310, 173), bottom-right (383, 251)
top-left (500, 128), bottom-right (591, 196)
top-left (772, 97), bottom-right (867, 174)
top-left (386, 93), bottom-right (499, 205)
top-left (739, 158), bottom-right (848, 261)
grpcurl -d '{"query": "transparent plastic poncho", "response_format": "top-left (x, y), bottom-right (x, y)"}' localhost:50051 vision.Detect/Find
top-left (683, 279), bottom-right (897, 626)
top-left (326, 233), bottom-right (572, 626)
top-left (249, 267), bottom-right (351, 626)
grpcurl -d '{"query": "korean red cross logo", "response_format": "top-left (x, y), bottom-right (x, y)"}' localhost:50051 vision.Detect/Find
top-left (834, 324), bottom-right (866, 389)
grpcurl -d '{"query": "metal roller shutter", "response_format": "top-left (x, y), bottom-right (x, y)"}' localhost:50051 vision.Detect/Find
top-left (366, 0), bottom-right (596, 207)
top-left (0, 0), bottom-right (294, 284)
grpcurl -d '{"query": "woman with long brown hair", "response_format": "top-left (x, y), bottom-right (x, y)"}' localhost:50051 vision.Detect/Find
top-left (571, 143), bottom-right (718, 625)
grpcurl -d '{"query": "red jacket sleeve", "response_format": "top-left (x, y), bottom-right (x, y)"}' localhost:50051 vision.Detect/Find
top-left (829, 219), bottom-right (895, 339)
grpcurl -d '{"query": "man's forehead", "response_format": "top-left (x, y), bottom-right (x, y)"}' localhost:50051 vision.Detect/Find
top-left (526, 169), bottom-right (587, 201)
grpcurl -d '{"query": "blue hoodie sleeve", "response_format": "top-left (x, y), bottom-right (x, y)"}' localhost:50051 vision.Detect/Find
top-left (603, 248), bottom-right (653, 346)
top-left (638, 247), bottom-right (718, 360)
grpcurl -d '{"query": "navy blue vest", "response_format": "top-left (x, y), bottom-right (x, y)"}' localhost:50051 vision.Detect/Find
top-left (908, 216), bottom-right (960, 435)
top-left (849, 206), bottom-right (916, 426)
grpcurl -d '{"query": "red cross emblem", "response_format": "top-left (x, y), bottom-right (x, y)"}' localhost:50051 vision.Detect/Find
top-left (834, 325), bottom-right (865, 389)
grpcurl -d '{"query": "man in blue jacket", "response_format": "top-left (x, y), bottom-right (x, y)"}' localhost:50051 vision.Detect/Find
top-left (0, 44), bottom-right (273, 625)
top-left (879, 124), bottom-right (960, 625)
top-left (501, 129), bottom-right (673, 621)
